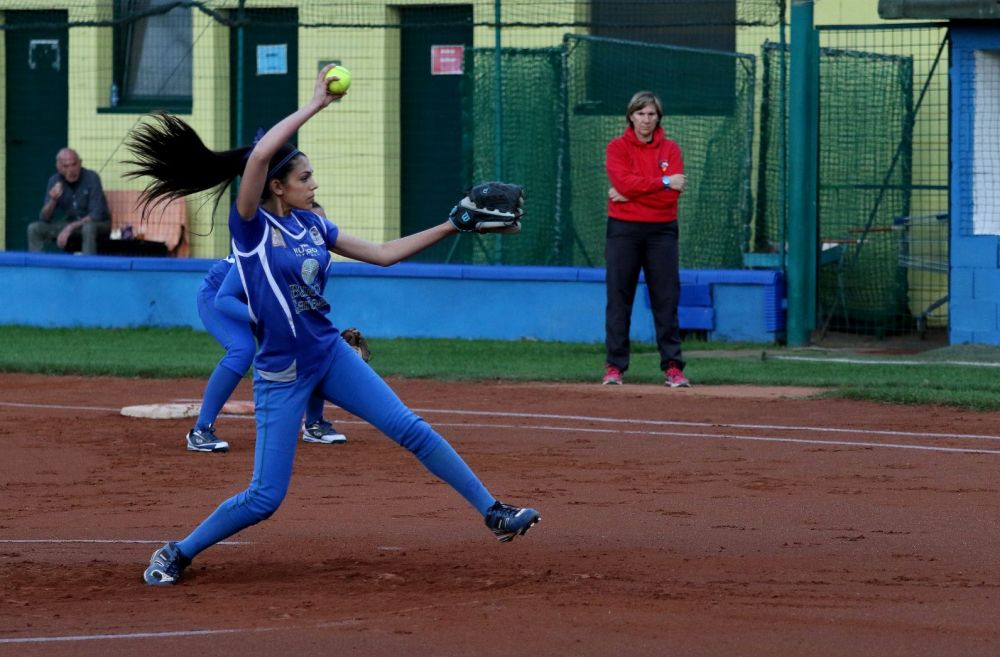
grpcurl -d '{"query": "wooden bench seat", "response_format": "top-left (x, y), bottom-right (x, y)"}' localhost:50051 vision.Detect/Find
top-left (102, 190), bottom-right (188, 257)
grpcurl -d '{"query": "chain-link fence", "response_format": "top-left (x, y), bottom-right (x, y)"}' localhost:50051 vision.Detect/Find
top-left (753, 23), bottom-right (950, 337)
top-left (1, 1), bottom-right (952, 336)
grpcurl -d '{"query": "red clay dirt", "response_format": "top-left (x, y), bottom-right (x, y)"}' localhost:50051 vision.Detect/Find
top-left (0, 373), bottom-right (997, 657)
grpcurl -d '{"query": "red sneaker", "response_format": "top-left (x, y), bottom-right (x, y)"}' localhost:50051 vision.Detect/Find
top-left (664, 363), bottom-right (690, 388)
top-left (602, 364), bottom-right (623, 385)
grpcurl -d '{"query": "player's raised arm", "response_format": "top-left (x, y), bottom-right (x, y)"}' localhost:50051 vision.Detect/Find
top-left (236, 64), bottom-right (343, 220)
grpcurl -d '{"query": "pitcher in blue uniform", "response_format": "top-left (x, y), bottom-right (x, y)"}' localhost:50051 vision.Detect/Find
top-left (126, 65), bottom-right (539, 585)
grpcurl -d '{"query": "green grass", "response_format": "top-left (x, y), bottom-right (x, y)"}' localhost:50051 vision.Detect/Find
top-left (1, 325), bottom-right (999, 410)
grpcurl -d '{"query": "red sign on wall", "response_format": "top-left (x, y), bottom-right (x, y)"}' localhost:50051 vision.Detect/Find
top-left (431, 45), bottom-right (465, 75)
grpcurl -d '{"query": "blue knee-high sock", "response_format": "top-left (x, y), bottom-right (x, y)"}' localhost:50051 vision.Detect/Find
top-left (177, 495), bottom-right (260, 559)
top-left (303, 394), bottom-right (325, 425)
top-left (418, 440), bottom-right (496, 514)
top-left (196, 366), bottom-right (243, 429)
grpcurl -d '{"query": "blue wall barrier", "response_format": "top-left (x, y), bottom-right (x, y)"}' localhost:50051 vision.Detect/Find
top-left (950, 25), bottom-right (1000, 345)
top-left (0, 253), bottom-right (785, 343)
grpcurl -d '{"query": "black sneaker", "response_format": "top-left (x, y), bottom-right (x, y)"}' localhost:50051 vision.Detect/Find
top-left (484, 501), bottom-right (541, 543)
top-left (186, 425), bottom-right (230, 453)
top-left (143, 542), bottom-right (191, 586)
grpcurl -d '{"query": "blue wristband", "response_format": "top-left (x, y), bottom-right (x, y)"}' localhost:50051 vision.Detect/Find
top-left (662, 175), bottom-right (671, 190)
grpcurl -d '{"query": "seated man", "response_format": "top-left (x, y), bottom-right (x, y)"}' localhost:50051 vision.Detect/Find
top-left (27, 148), bottom-right (111, 254)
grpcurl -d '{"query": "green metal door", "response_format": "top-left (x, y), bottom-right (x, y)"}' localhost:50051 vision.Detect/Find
top-left (400, 6), bottom-right (472, 263)
top-left (4, 11), bottom-right (68, 251)
top-left (230, 8), bottom-right (298, 149)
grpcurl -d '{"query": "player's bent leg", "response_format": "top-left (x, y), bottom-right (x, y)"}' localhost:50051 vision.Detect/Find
top-left (189, 292), bottom-right (254, 451)
top-left (171, 375), bottom-right (311, 563)
top-left (317, 339), bottom-right (540, 540)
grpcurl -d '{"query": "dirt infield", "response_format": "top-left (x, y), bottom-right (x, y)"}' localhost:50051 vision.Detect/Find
top-left (1, 373), bottom-right (998, 657)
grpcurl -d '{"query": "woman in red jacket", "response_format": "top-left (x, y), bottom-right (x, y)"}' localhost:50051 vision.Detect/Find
top-left (603, 90), bottom-right (690, 387)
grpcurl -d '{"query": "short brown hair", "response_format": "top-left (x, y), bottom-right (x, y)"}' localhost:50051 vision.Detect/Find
top-left (625, 91), bottom-right (663, 128)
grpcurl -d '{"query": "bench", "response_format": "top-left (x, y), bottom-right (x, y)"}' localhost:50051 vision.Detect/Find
top-left (642, 269), bottom-right (786, 341)
top-left (100, 190), bottom-right (188, 257)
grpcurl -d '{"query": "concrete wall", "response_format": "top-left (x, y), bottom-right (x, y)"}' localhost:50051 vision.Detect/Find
top-left (0, 253), bottom-right (784, 343)
top-left (950, 24), bottom-right (1000, 344)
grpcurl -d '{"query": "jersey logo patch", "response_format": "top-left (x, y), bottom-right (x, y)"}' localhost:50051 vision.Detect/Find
top-left (308, 226), bottom-right (324, 246)
top-left (272, 229), bottom-right (286, 247)
top-left (301, 258), bottom-right (320, 285)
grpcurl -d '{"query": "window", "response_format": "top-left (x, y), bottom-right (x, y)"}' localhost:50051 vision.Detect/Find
top-left (591, 0), bottom-right (736, 52)
top-left (585, 0), bottom-right (738, 116)
top-left (110, 0), bottom-right (192, 111)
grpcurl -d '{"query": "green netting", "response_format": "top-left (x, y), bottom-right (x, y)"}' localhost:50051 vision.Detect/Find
top-left (818, 47), bottom-right (913, 331)
top-left (1, 1), bottom-right (775, 263)
top-left (754, 42), bottom-right (788, 257)
top-left (455, 36), bottom-right (757, 268)
top-left (562, 35), bottom-right (756, 269)
top-left (758, 42), bottom-right (914, 333)
top-left (10, 1), bottom-right (784, 30)
top-left (3, 2), bottom-right (953, 339)
top-left (465, 48), bottom-right (562, 266)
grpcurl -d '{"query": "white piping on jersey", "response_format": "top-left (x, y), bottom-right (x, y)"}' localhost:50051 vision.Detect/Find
top-left (231, 215), bottom-right (296, 338)
top-left (230, 243), bottom-right (258, 325)
top-left (262, 207), bottom-right (308, 240)
top-left (256, 360), bottom-right (297, 382)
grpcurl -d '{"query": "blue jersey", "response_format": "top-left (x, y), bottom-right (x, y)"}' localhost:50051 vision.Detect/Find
top-left (203, 254), bottom-right (235, 290)
top-left (229, 204), bottom-right (339, 382)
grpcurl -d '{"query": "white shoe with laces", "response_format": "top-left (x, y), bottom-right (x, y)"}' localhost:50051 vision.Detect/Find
top-left (302, 419), bottom-right (347, 444)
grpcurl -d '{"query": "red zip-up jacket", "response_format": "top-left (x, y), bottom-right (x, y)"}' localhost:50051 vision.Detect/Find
top-left (605, 125), bottom-right (684, 223)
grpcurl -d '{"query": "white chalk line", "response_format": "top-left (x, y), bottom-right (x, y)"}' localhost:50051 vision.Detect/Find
top-left (412, 408), bottom-right (1000, 442)
top-left (0, 599), bottom-right (485, 645)
top-left (5, 400), bottom-right (997, 443)
top-left (0, 401), bottom-right (121, 412)
top-left (219, 416), bottom-right (1000, 455)
top-left (425, 420), bottom-right (1000, 456)
top-left (2, 400), bottom-right (998, 453)
top-left (0, 627), bottom-right (278, 645)
top-left (767, 354), bottom-right (1000, 368)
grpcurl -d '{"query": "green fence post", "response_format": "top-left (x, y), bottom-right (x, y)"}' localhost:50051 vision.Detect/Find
top-left (235, 0), bottom-right (246, 148)
top-left (493, 0), bottom-right (503, 181)
top-left (493, 0), bottom-right (503, 261)
top-left (788, 0), bottom-right (819, 346)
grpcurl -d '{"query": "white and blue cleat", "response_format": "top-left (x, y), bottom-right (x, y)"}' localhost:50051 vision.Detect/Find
top-left (143, 541), bottom-right (191, 586)
top-left (186, 425), bottom-right (230, 453)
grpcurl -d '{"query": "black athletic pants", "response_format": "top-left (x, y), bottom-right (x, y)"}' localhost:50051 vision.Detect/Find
top-left (604, 217), bottom-right (685, 373)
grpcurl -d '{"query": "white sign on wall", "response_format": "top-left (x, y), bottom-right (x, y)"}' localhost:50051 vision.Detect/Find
top-left (257, 44), bottom-right (288, 75)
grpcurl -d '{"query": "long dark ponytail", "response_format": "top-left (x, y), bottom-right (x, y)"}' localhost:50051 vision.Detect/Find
top-left (124, 113), bottom-right (301, 220)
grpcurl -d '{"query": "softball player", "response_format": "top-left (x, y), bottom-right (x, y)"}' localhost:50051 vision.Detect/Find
top-left (187, 248), bottom-right (347, 453)
top-left (128, 65), bottom-right (539, 585)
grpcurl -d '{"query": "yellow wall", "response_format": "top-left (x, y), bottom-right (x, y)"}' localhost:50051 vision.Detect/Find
top-left (813, 0), bottom-right (884, 24)
top-left (0, 0), bottom-right (583, 257)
